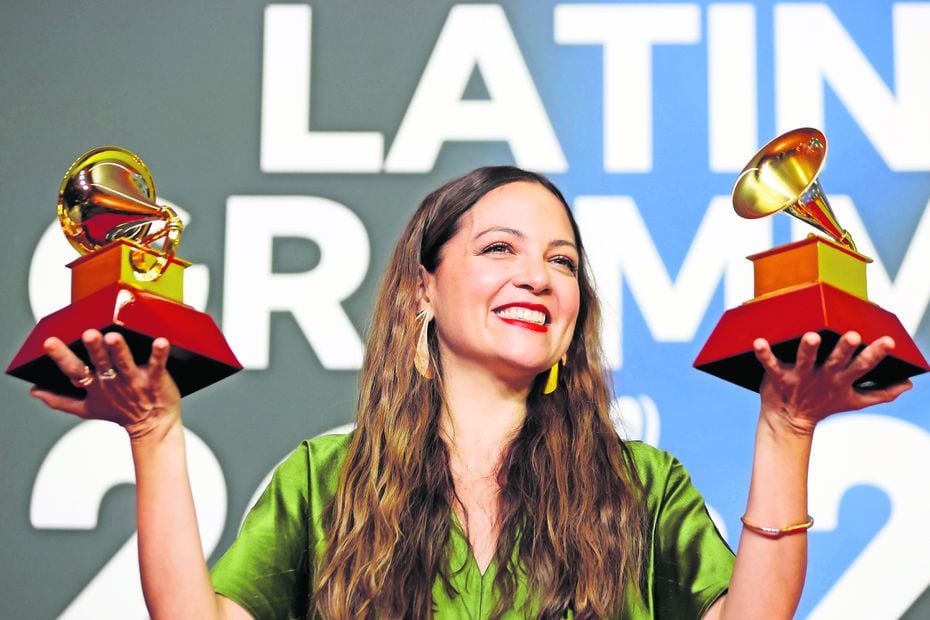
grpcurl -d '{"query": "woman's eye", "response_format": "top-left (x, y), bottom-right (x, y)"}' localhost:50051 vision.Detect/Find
top-left (481, 242), bottom-right (513, 254)
top-left (552, 255), bottom-right (578, 274)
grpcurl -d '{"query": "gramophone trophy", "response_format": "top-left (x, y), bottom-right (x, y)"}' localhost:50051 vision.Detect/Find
top-left (694, 128), bottom-right (928, 391)
top-left (7, 146), bottom-right (242, 397)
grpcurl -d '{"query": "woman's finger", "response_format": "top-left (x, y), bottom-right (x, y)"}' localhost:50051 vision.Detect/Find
top-left (103, 332), bottom-right (139, 376)
top-left (83, 330), bottom-right (117, 381)
top-left (848, 335), bottom-right (895, 377)
top-left (794, 332), bottom-right (821, 374)
top-left (43, 336), bottom-right (87, 375)
top-left (883, 378), bottom-right (913, 399)
top-left (147, 338), bottom-right (171, 384)
top-left (823, 331), bottom-right (862, 373)
top-left (42, 336), bottom-right (98, 388)
top-left (853, 378), bottom-right (913, 407)
top-left (30, 386), bottom-right (89, 417)
top-left (753, 338), bottom-right (781, 374)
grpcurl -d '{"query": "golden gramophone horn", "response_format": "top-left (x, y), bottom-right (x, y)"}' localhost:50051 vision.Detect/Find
top-left (732, 127), bottom-right (857, 252)
top-left (58, 146), bottom-right (183, 281)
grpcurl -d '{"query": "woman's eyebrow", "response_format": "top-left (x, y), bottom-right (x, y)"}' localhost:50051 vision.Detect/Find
top-left (474, 226), bottom-right (524, 240)
top-left (550, 239), bottom-right (578, 251)
top-left (474, 227), bottom-right (577, 251)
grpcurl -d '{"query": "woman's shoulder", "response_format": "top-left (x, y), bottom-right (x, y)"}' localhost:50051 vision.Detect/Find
top-left (293, 430), bottom-right (354, 469)
top-left (622, 440), bottom-right (694, 500)
top-left (269, 431), bottom-right (354, 490)
top-left (623, 439), bottom-right (677, 470)
top-left (304, 429), bottom-right (354, 455)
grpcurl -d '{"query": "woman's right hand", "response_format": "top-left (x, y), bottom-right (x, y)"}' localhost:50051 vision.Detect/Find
top-left (30, 330), bottom-right (181, 442)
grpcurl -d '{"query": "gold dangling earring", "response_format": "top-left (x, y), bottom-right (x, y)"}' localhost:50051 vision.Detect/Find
top-left (543, 353), bottom-right (568, 395)
top-left (414, 310), bottom-right (433, 379)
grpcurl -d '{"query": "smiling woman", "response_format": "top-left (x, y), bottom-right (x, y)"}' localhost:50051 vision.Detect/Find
top-left (31, 166), bottom-right (912, 619)
top-left (420, 181), bottom-right (580, 390)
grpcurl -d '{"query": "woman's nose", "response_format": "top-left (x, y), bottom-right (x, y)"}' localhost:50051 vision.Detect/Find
top-left (512, 256), bottom-right (551, 292)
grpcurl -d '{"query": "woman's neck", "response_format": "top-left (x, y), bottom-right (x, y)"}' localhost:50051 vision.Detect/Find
top-left (439, 361), bottom-right (529, 465)
top-left (439, 363), bottom-right (530, 573)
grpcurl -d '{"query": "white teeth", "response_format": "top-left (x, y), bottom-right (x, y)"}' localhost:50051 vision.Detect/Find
top-left (495, 306), bottom-right (547, 325)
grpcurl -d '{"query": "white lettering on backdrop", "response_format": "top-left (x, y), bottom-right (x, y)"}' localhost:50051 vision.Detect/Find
top-left (776, 3), bottom-right (930, 170)
top-left (807, 414), bottom-right (930, 619)
top-left (261, 4), bottom-right (566, 174)
top-left (30, 421), bottom-right (226, 619)
top-left (260, 5), bottom-right (383, 172)
top-left (261, 3), bottom-right (930, 174)
top-left (554, 3), bottom-right (701, 172)
top-left (223, 196), bottom-right (369, 369)
top-left (707, 3), bottom-right (758, 171)
top-left (385, 4), bottom-right (566, 173)
top-left (575, 196), bottom-right (769, 370)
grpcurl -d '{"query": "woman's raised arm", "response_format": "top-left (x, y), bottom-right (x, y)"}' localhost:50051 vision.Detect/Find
top-left (705, 331), bottom-right (913, 620)
top-left (30, 330), bottom-right (251, 620)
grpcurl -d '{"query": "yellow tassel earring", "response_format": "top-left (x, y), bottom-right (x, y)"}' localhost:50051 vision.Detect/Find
top-left (543, 363), bottom-right (559, 394)
top-left (543, 354), bottom-right (567, 395)
top-left (414, 310), bottom-right (433, 379)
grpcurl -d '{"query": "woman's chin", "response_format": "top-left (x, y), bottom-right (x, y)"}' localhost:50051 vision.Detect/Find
top-left (485, 358), bottom-right (552, 385)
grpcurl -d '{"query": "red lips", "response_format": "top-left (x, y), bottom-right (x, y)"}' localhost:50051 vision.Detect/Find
top-left (493, 302), bottom-right (551, 333)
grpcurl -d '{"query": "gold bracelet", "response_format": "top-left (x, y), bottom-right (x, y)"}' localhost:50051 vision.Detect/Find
top-left (740, 514), bottom-right (814, 538)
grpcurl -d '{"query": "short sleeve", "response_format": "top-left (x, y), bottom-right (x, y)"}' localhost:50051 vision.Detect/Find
top-left (628, 442), bottom-right (735, 618)
top-left (210, 445), bottom-right (312, 620)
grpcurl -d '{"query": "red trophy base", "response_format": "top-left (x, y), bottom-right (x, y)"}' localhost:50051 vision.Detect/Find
top-left (7, 241), bottom-right (242, 397)
top-left (694, 237), bottom-right (929, 392)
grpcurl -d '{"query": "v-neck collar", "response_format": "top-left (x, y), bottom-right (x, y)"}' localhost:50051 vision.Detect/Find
top-left (449, 509), bottom-right (497, 577)
top-left (435, 511), bottom-right (500, 618)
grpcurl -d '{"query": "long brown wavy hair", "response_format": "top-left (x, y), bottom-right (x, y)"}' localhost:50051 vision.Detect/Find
top-left (313, 167), bottom-right (646, 619)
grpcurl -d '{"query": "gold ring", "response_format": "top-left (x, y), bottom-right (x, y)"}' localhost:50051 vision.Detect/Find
top-left (70, 366), bottom-right (95, 388)
top-left (98, 367), bottom-right (118, 380)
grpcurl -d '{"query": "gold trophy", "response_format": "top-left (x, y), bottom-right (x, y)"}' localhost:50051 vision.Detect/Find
top-left (694, 128), bottom-right (928, 391)
top-left (7, 146), bottom-right (242, 396)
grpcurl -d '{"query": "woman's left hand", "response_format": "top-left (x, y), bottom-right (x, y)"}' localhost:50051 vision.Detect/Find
top-left (753, 331), bottom-right (913, 436)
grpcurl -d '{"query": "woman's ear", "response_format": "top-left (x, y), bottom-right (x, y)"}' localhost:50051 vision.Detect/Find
top-left (417, 265), bottom-right (433, 313)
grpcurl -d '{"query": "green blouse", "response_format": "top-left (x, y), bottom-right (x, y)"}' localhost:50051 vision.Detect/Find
top-left (211, 433), bottom-right (734, 619)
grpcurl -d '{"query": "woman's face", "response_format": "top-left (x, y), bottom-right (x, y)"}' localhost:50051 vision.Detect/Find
top-left (421, 181), bottom-right (581, 387)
